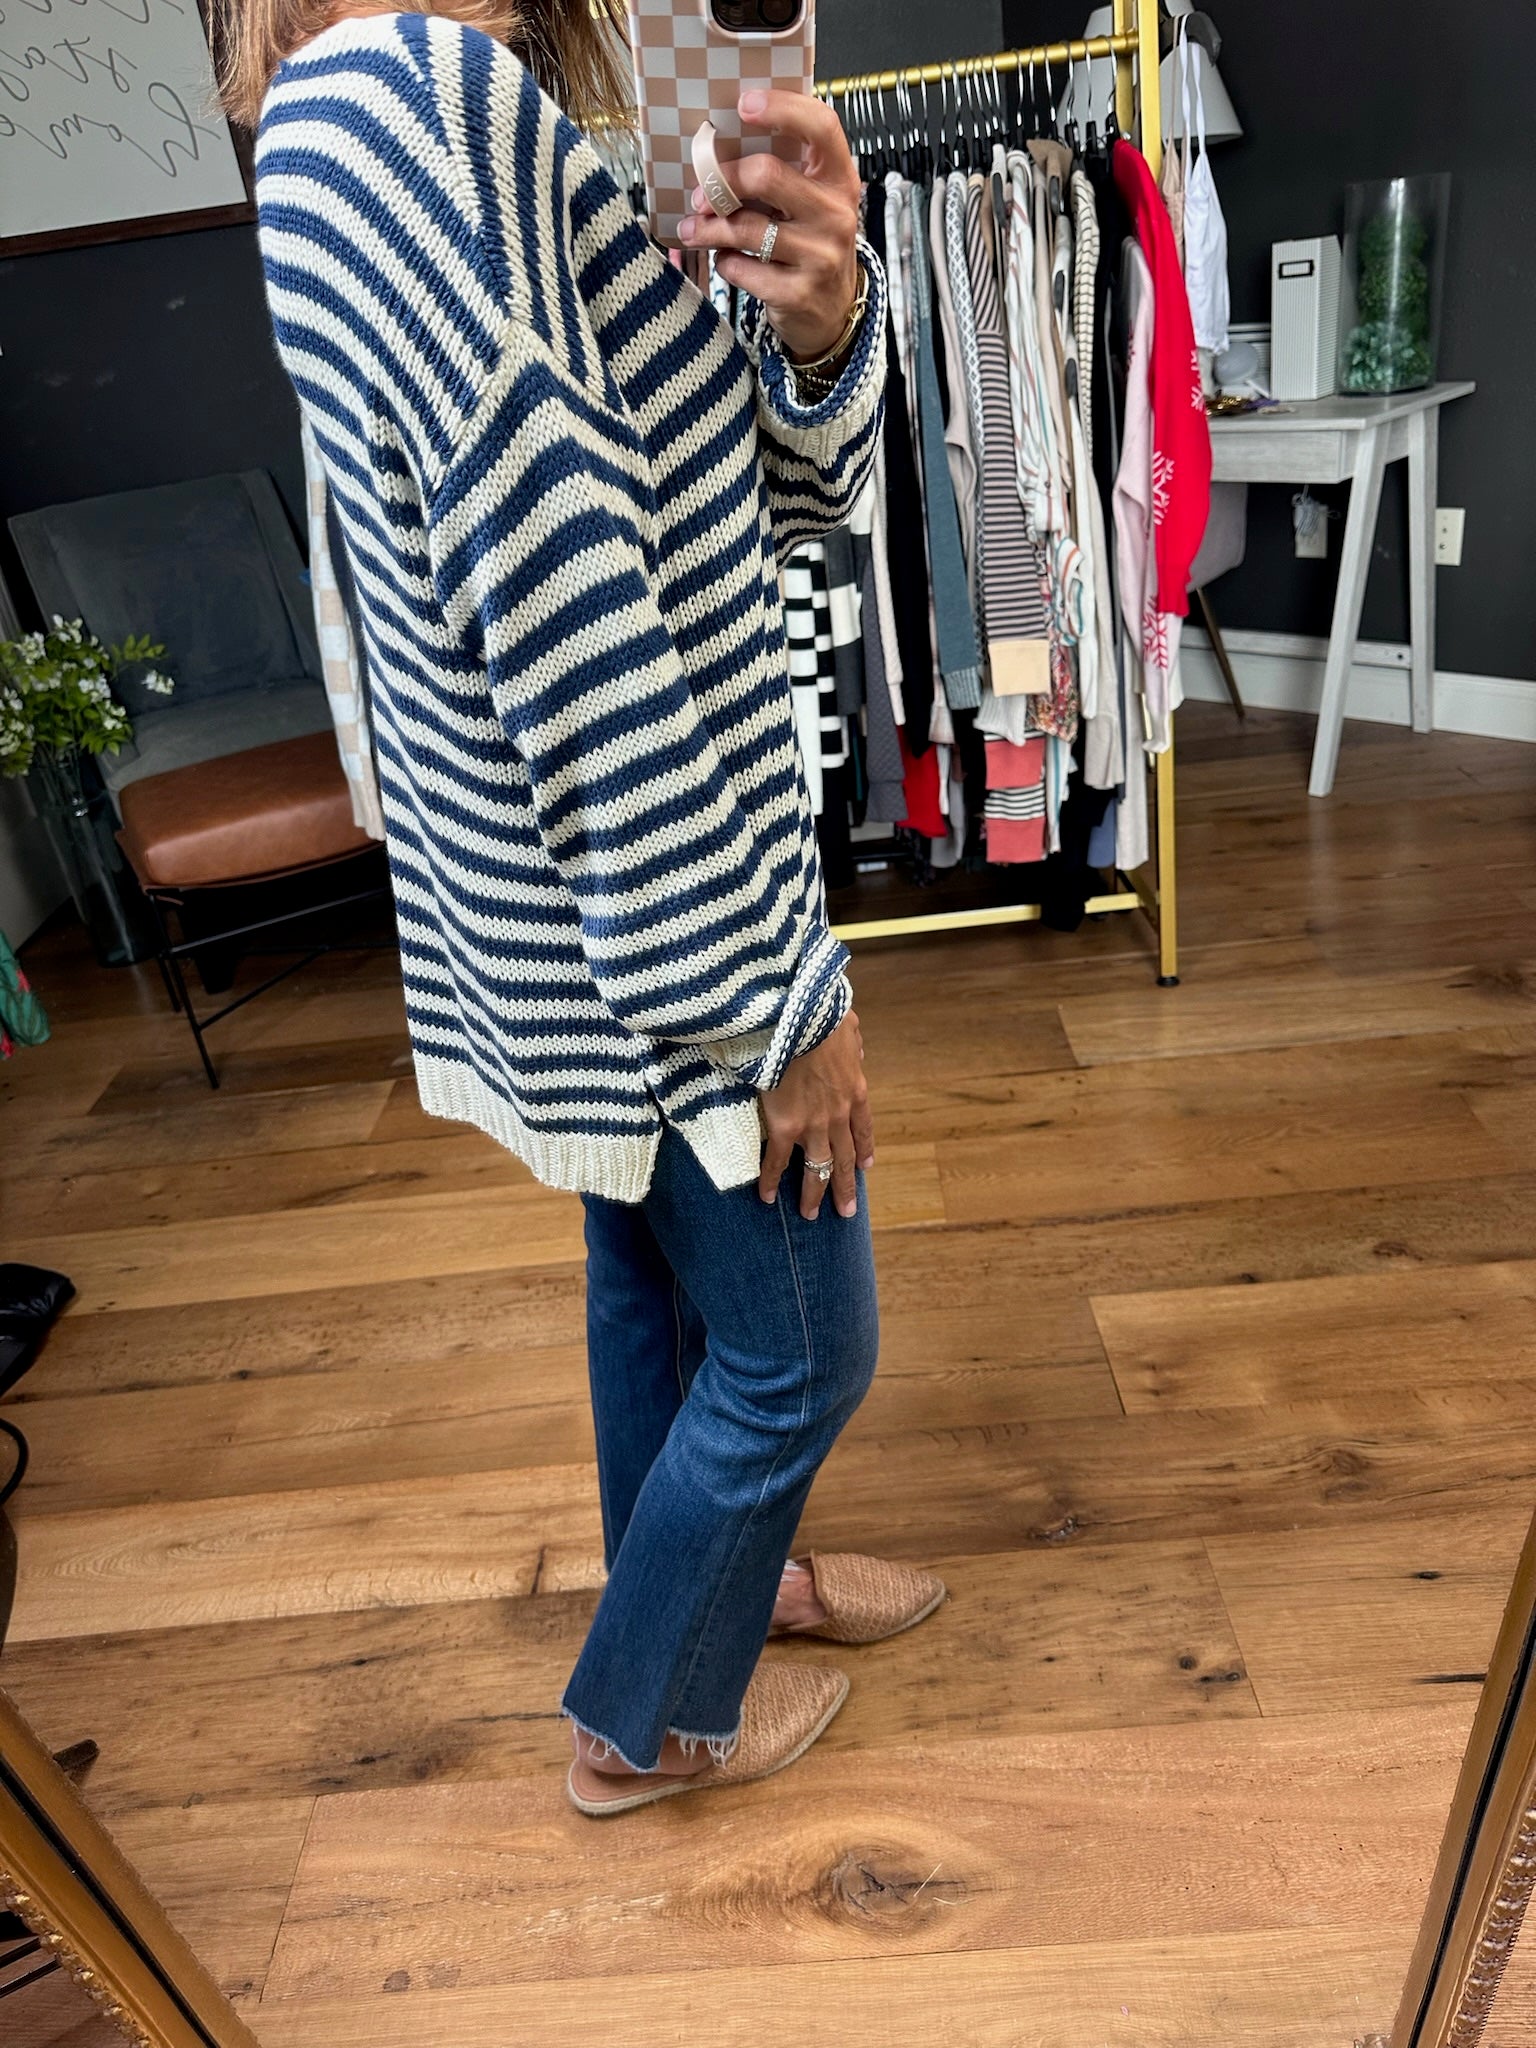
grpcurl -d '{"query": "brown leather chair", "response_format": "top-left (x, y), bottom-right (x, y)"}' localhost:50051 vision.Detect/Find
top-left (117, 730), bottom-right (386, 1086)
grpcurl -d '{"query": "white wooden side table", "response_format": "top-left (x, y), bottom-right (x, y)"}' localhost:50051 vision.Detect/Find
top-left (1207, 381), bottom-right (1476, 796)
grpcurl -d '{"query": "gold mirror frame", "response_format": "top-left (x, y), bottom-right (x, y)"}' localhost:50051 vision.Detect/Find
top-left (0, 1687), bottom-right (258, 2048)
top-left (1375, 1504), bottom-right (1536, 2048)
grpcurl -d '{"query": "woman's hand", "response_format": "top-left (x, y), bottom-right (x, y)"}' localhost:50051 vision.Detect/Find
top-left (758, 1009), bottom-right (874, 1221)
top-left (677, 87), bottom-right (861, 363)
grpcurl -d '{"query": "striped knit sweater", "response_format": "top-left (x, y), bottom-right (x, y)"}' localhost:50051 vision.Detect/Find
top-left (256, 13), bottom-right (886, 1200)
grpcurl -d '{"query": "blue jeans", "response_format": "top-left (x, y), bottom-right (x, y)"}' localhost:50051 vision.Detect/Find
top-left (563, 1126), bottom-right (879, 1771)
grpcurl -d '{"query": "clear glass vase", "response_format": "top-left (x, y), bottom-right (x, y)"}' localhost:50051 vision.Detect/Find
top-left (29, 752), bottom-right (153, 967)
top-left (1339, 174), bottom-right (1451, 394)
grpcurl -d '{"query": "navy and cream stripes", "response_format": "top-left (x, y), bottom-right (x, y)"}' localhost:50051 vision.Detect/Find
top-left (257, 13), bottom-right (886, 1200)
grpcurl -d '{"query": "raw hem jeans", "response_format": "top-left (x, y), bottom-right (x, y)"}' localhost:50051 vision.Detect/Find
top-left (562, 1126), bottom-right (879, 1772)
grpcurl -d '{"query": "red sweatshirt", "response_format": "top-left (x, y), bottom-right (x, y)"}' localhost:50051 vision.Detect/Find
top-left (1112, 140), bottom-right (1213, 616)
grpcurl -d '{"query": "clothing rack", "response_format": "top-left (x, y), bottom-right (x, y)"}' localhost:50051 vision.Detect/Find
top-left (815, 0), bottom-right (1181, 984)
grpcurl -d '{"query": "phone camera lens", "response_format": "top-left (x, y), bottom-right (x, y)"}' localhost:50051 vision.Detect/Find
top-left (760, 0), bottom-right (797, 24)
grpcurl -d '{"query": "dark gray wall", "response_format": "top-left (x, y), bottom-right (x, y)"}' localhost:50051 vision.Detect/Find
top-left (1003, 0), bottom-right (1527, 680)
top-left (818, 0), bottom-right (1001, 78)
top-left (0, 226), bottom-right (305, 610)
top-left (2, 3), bottom-right (1524, 673)
top-left (0, 0), bottom-right (1001, 622)
top-left (1204, 0), bottom-right (1527, 679)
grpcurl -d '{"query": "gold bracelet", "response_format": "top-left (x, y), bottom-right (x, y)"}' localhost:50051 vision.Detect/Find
top-left (785, 268), bottom-right (870, 378)
top-left (793, 362), bottom-right (847, 404)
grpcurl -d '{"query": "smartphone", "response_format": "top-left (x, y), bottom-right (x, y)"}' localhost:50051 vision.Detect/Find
top-left (627, 0), bottom-right (817, 248)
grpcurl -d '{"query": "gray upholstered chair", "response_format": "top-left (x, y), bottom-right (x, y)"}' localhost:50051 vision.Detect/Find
top-left (9, 473), bottom-right (387, 1084)
top-left (9, 471), bottom-right (333, 805)
top-left (1189, 480), bottom-right (1250, 718)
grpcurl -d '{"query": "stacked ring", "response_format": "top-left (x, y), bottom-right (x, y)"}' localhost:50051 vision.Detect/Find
top-left (757, 220), bottom-right (780, 265)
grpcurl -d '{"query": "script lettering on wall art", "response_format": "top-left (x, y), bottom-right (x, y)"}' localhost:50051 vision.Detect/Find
top-left (0, 0), bottom-right (247, 243)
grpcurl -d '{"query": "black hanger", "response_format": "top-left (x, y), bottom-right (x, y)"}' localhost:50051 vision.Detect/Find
top-left (864, 84), bottom-right (885, 182)
top-left (1042, 49), bottom-right (1060, 146)
top-left (961, 64), bottom-right (983, 171)
top-left (1101, 64), bottom-right (1122, 152)
top-left (852, 84), bottom-right (872, 183)
top-left (1062, 45), bottom-right (1083, 157)
top-left (898, 79), bottom-right (918, 183)
top-left (985, 60), bottom-right (1007, 157)
top-left (916, 74), bottom-right (934, 185)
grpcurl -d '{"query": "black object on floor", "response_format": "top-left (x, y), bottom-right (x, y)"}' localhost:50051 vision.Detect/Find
top-left (0, 1262), bottom-right (76, 1402)
top-left (0, 1493), bottom-right (14, 1653)
top-left (0, 1421), bottom-right (27, 1513)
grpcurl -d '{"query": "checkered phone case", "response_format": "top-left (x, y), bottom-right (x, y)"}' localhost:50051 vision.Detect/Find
top-left (627, 0), bottom-right (817, 247)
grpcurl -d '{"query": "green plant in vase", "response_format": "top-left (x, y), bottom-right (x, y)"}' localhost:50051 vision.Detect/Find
top-left (1343, 211), bottom-right (1434, 392)
top-left (0, 617), bottom-right (173, 796)
top-left (0, 618), bottom-right (174, 964)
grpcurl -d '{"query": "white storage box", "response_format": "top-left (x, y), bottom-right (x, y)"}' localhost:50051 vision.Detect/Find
top-left (1271, 236), bottom-right (1341, 401)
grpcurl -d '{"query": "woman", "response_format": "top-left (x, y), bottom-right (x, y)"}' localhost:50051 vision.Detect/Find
top-left (222, 0), bottom-right (945, 1814)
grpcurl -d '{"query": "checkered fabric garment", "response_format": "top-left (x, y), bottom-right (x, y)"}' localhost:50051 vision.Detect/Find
top-left (627, 0), bottom-right (816, 239)
top-left (258, 14), bottom-right (885, 1201)
top-left (782, 542), bottom-right (850, 816)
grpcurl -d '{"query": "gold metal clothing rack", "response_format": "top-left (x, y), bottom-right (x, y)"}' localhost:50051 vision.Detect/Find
top-left (819, 31), bottom-right (1141, 98)
top-left (817, 0), bottom-right (1180, 984)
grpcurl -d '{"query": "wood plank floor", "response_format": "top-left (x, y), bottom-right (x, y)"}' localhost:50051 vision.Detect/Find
top-left (3, 703), bottom-right (1535, 2046)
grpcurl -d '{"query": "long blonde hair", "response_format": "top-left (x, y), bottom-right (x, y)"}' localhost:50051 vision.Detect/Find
top-left (215, 0), bottom-right (633, 131)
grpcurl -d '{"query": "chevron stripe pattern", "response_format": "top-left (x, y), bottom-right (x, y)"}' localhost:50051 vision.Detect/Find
top-left (256, 13), bottom-right (885, 1201)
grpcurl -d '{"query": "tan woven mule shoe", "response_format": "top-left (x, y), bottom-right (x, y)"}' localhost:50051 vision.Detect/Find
top-left (773, 1552), bottom-right (947, 1644)
top-left (566, 1662), bottom-right (849, 1817)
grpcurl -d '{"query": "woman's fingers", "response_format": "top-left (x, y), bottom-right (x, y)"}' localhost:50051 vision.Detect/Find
top-left (714, 149), bottom-right (852, 230)
top-left (684, 89), bottom-right (859, 362)
top-left (738, 87), bottom-right (861, 193)
top-left (799, 1128), bottom-right (833, 1221)
top-left (682, 202), bottom-right (855, 337)
top-left (716, 254), bottom-right (847, 328)
top-left (680, 205), bottom-right (806, 262)
top-left (759, 1125), bottom-right (794, 1205)
top-left (830, 1129), bottom-right (859, 1220)
top-left (852, 1093), bottom-right (875, 1174)
top-left (799, 1129), bottom-right (859, 1223)
top-left (756, 1013), bottom-right (873, 1220)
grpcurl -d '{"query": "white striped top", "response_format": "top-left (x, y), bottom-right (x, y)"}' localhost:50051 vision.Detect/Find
top-left (256, 13), bottom-right (886, 1199)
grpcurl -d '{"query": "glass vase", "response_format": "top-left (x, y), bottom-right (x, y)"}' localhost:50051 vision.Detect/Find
top-left (1339, 174), bottom-right (1451, 394)
top-left (29, 753), bottom-right (153, 967)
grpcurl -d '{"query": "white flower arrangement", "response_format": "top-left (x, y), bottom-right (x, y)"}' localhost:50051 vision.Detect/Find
top-left (0, 617), bottom-right (173, 785)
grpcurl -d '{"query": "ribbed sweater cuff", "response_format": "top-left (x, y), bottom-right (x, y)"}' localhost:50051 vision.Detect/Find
top-left (752, 241), bottom-right (887, 434)
top-left (721, 922), bottom-right (852, 1095)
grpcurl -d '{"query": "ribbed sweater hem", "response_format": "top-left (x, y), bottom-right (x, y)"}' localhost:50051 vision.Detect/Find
top-left (413, 1055), bottom-right (764, 1203)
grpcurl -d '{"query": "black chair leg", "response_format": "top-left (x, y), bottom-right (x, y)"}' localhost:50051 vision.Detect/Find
top-left (138, 860), bottom-right (390, 1087)
top-left (1195, 584), bottom-right (1246, 720)
top-left (154, 944), bottom-right (183, 1015)
top-left (147, 893), bottom-right (221, 1089)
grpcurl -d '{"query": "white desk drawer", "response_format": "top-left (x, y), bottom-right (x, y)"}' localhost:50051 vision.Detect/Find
top-left (1210, 428), bottom-right (1350, 485)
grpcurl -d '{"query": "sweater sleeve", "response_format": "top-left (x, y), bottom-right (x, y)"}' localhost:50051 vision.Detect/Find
top-left (425, 320), bottom-right (851, 1091)
top-left (743, 239), bottom-right (889, 558)
top-left (410, 15), bottom-right (884, 560)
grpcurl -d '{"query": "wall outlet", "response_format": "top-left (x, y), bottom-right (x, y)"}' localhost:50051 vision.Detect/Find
top-left (1435, 508), bottom-right (1466, 567)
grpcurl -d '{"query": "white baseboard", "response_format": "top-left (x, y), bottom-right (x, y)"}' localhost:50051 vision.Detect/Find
top-left (1181, 626), bottom-right (1536, 745)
